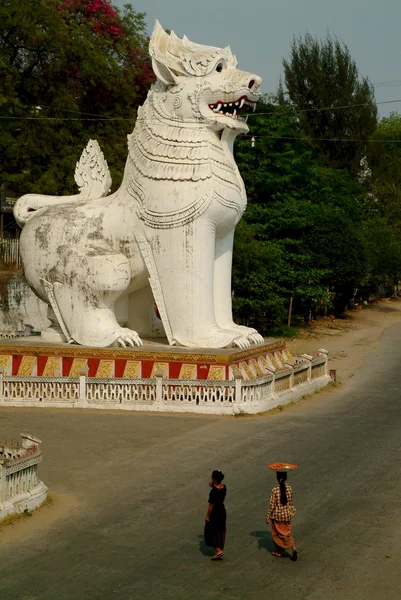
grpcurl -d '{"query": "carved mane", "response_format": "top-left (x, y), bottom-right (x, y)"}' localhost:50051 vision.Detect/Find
top-left (149, 20), bottom-right (237, 77)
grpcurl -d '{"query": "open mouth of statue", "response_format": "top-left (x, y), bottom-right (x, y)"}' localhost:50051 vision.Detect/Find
top-left (208, 95), bottom-right (257, 119)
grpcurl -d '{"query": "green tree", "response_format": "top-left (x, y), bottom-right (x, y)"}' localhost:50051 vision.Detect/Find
top-left (361, 217), bottom-right (401, 295)
top-left (0, 0), bottom-right (153, 195)
top-left (368, 113), bottom-right (401, 188)
top-left (359, 115), bottom-right (401, 294)
top-left (283, 33), bottom-right (377, 172)
top-left (232, 98), bottom-right (369, 329)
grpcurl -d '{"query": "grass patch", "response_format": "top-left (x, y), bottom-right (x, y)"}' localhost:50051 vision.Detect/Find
top-left (42, 492), bottom-right (54, 507)
top-left (314, 379), bottom-right (341, 392)
top-left (264, 325), bottom-right (301, 339)
top-left (0, 509), bottom-right (32, 530)
top-left (0, 492), bottom-right (54, 530)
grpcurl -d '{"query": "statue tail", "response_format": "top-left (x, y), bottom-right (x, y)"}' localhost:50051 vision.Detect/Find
top-left (14, 139), bottom-right (111, 227)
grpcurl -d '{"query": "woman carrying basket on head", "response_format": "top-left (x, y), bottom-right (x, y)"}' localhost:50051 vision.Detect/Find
top-left (266, 466), bottom-right (298, 561)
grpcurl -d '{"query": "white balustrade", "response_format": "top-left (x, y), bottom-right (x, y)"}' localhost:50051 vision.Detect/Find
top-left (294, 364), bottom-right (309, 386)
top-left (311, 357), bottom-right (327, 379)
top-left (161, 380), bottom-right (236, 405)
top-left (1, 434), bottom-right (44, 509)
top-left (0, 351), bottom-right (329, 413)
top-left (2, 377), bottom-right (79, 402)
top-left (0, 238), bottom-right (21, 268)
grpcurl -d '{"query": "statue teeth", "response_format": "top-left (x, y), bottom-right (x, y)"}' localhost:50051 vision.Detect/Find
top-left (216, 104), bottom-right (221, 112)
top-left (239, 98), bottom-right (245, 108)
top-left (233, 109), bottom-right (237, 118)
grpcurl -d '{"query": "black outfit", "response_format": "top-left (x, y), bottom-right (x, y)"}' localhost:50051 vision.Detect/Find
top-left (204, 484), bottom-right (227, 549)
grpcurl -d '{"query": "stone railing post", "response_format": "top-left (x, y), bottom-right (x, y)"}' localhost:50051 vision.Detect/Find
top-left (283, 362), bottom-right (295, 388)
top-left (21, 434), bottom-right (42, 450)
top-left (155, 368), bottom-right (164, 404)
top-left (0, 366), bottom-right (4, 404)
top-left (302, 354), bottom-right (313, 381)
top-left (318, 349), bottom-right (329, 375)
top-left (269, 366), bottom-right (276, 396)
top-left (0, 460), bottom-right (6, 503)
top-left (233, 370), bottom-right (243, 404)
top-left (79, 366), bottom-right (88, 402)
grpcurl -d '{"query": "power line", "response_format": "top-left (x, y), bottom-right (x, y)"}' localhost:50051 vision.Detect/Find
top-left (248, 98), bottom-right (401, 117)
top-left (1, 96), bottom-right (401, 122)
top-left (13, 100), bottom-right (398, 121)
top-left (243, 134), bottom-right (401, 144)
top-left (0, 116), bottom-right (131, 121)
top-left (39, 104), bottom-right (117, 119)
top-left (373, 80), bottom-right (401, 87)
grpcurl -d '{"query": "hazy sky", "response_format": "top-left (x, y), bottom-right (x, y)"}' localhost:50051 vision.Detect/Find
top-left (114, 0), bottom-right (401, 118)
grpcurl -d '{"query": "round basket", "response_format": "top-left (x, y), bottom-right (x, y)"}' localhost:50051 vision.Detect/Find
top-left (268, 462), bottom-right (298, 471)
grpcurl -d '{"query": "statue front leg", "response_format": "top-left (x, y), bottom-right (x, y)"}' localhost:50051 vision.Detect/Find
top-left (148, 220), bottom-right (244, 348)
top-left (214, 229), bottom-right (264, 345)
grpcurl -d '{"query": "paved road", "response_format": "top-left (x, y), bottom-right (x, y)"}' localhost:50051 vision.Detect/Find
top-left (1, 323), bottom-right (401, 600)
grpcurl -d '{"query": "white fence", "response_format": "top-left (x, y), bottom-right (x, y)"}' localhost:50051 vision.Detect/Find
top-left (0, 354), bottom-right (330, 414)
top-left (0, 434), bottom-right (48, 518)
top-left (0, 239), bottom-right (21, 268)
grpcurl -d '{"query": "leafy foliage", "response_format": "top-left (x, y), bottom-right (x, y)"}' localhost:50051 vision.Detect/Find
top-left (0, 0), bottom-right (154, 195)
top-left (283, 33), bottom-right (377, 172)
top-left (359, 114), bottom-right (401, 293)
top-left (368, 113), bottom-right (401, 187)
top-left (233, 98), bottom-right (368, 329)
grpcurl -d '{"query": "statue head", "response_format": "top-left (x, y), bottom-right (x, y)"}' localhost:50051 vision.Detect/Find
top-left (149, 20), bottom-right (261, 134)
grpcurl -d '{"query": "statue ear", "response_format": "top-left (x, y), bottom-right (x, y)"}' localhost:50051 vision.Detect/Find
top-left (152, 58), bottom-right (179, 86)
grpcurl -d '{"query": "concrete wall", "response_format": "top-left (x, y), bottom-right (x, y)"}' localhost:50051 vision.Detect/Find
top-left (0, 272), bottom-right (49, 334)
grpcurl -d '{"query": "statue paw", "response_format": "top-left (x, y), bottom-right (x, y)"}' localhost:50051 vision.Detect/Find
top-left (114, 328), bottom-right (143, 348)
top-left (231, 335), bottom-right (251, 349)
top-left (222, 325), bottom-right (264, 346)
top-left (247, 332), bottom-right (265, 345)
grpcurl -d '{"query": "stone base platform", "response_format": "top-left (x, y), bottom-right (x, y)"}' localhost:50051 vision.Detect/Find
top-left (0, 482), bottom-right (48, 520)
top-left (0, 337), bottom-right (289, 381)
top-left (0, 434), bottom-right (48, 519)
top-left (0, 338), bottom-right (330, 414)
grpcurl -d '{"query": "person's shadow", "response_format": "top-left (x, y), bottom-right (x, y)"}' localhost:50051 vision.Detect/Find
top-left (198, 534), bottom-right (212, 556)
top-left (250, 530), bottom-right (275, 553)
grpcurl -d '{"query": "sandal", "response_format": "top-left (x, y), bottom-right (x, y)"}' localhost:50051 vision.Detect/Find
top-left (291, 550), bottom-right (298, 562)
top-left (271, 551), bottom-right (283, 558)
top-left (211, 552), bottom-right (224, 561)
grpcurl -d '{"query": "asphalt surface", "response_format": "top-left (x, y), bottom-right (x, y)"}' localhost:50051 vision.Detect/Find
top-left (1, 323), bottom-right (401, 599)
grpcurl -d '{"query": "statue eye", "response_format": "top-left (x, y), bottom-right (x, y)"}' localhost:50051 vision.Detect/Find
top-left (216, 63), bottom-right (223, 73)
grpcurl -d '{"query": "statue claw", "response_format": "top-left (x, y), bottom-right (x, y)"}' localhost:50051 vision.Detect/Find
top-left (233, 335), bottom-right (251, 349)
top-left (114, 328), bottom-right (143, 348)
top-left (248, 332), bottom-right (264, 345)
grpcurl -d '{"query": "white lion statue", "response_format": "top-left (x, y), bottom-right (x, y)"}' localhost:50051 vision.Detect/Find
top-left (14, 21), bottom-right (263, 349)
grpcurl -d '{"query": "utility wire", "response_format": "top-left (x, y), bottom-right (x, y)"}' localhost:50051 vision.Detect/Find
top-left (247, 98), bottom-right (401, 117)
top-left (39, 104), bottom-right (117, 119)
top-left (1, 97), bottom-right (401, 122)
top-left (243, 134), bottom-right (401, 144)
top-left (0, 116), bottom-right (128, 121)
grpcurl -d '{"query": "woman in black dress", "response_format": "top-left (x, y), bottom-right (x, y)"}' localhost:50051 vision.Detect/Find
top-left (204, 470), bottom-right (226, 560)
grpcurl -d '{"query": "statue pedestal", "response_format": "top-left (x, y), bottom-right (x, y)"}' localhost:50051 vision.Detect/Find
top-left (41, 326), bottom-right (67, 344)
top-left (0, 338), bottom-right (287, 380)
top-left (0, 338), bottom-right (329, 414)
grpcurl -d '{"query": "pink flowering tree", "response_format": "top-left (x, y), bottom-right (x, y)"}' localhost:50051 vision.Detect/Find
top-left (1, 0), bottom-right (155, 195)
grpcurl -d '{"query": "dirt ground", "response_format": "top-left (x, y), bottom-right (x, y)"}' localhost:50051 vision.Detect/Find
top-left (1, 297), bottom-right (401, 548)
top-left (286, 297), bottom-right (401, 387)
